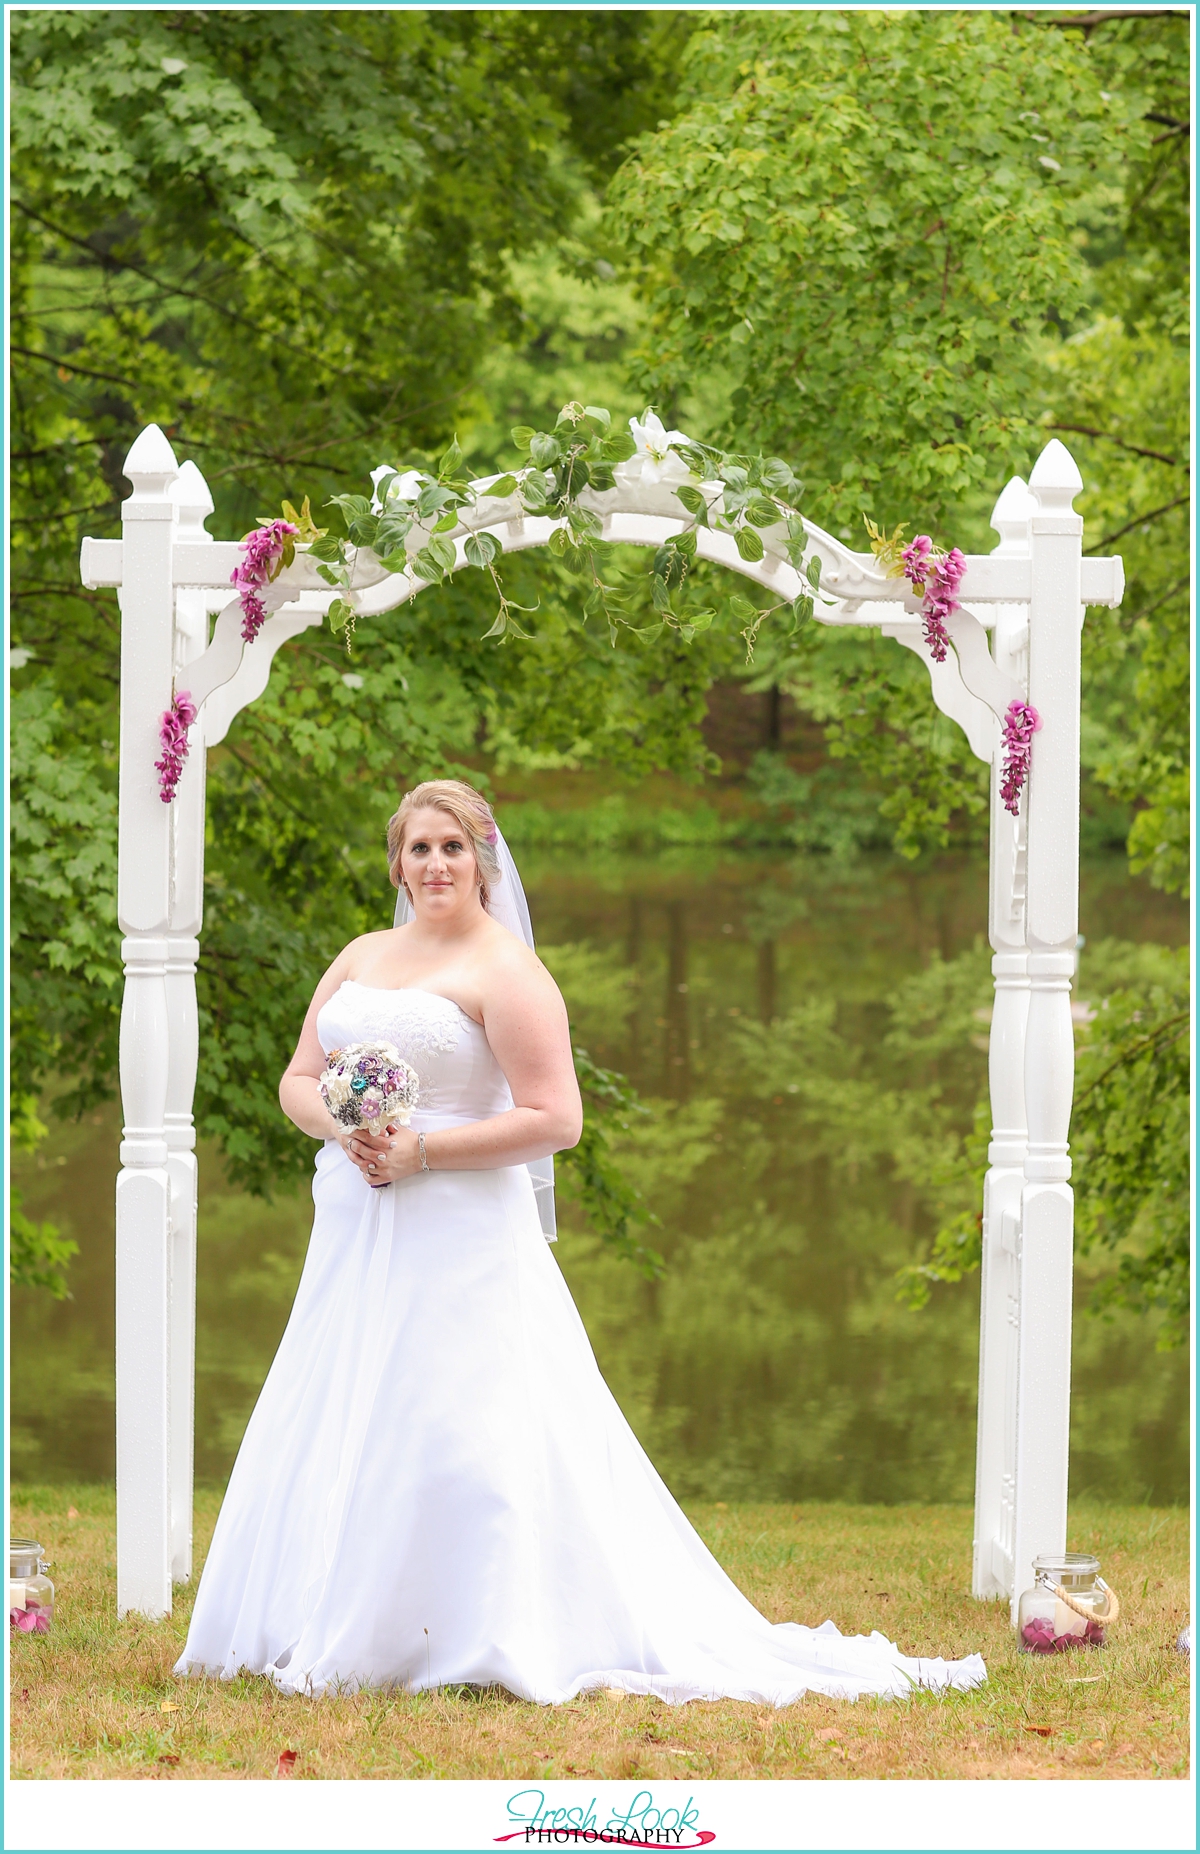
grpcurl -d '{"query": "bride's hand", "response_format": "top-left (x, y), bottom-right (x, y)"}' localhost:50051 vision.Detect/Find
top-left (345, 1125), bottom-right (420, 1185)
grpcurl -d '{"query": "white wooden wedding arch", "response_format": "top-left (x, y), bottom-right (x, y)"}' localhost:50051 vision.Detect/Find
top-left (81, 423), bottom-right (1123, 1620)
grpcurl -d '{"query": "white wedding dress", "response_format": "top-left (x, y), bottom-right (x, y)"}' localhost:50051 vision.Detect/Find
top-left (176, 981), bottom-right (986, 1704)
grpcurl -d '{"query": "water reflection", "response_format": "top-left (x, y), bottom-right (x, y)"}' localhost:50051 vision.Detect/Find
top-left (11, 850), bottom-right (1188, 1505)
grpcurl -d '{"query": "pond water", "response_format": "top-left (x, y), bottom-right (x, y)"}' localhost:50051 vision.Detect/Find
top-left (12, 849), bottom-right (1188, 1506)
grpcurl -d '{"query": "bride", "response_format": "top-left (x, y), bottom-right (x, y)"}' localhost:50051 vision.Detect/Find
top-left (176, 778), bottom-right (986, 1704)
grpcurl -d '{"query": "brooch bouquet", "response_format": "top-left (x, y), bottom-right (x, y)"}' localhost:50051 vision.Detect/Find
top-left (320, 1043), bottom-right (420, 1136)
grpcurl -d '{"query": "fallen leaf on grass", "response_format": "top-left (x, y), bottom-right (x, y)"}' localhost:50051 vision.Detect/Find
top-left (1024, 1726), bottom-right (1053, 1738)
top-left (20, 1691), bottom-right (29, 1704)
top-left (158, 1701), bottom-right (179, 1714)
top-left (66, 1508), bottom-right (79, 1520)
top-left (1089, 1740), bottom-right (1106, 1752)
top-left (275, 1749), bottom-right (298, 1779)
top-left (157, 1754), bottom-right (180, 1767)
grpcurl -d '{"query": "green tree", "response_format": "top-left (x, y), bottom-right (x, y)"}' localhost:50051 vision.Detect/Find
top-left (607, 8), bottom-right (1188, 862)
top-left (9, 9), bottom-right (714, 1250)
top-left (606, 8), bottom-right (1189, 1333)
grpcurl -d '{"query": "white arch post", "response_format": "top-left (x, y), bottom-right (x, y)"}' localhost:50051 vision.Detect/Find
top-left (81, 426), bottom-right (1123, 1618)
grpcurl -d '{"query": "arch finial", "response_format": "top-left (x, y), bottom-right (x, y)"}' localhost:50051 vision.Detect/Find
top-left (1028, 439), bottom-right (1083, 513)
top-left (123, 423), bottom-right (179, 493)
top-left (989, 476), bottom-right (1036, 555)
top-left (173, 459), bottom-right (215, 538)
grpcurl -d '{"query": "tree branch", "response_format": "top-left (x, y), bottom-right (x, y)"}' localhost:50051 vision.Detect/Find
top-left (1021, 9), bottom-right (1187, 29)
top-left (1074, 1013), bottom-right (1189, 1107)
top-left (1049, 423), bottom-right (1182, 468)
top-left (12, 198), bottom-right (337, 370)
top-left (1084, 494), bottom-right (1190, 553)
top-left (11, 501), bottom-right (119, 527)
top-left (10, 346), bottom-right (143, 391)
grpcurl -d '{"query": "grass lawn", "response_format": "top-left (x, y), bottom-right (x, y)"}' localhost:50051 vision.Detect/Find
top-left (9, 1487), bottom-right (1189, 1781)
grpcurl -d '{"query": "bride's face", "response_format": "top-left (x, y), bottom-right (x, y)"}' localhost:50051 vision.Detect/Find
top-left (400, 807), bottom-right (483, 920)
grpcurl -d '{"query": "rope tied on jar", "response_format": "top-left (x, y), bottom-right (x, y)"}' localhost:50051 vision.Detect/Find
top-left (1036, 1570), bottom-right (1120, 1625)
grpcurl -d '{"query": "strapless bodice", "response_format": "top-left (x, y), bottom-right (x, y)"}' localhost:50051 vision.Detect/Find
top-left (315, 981), bottom-right (513, 1124)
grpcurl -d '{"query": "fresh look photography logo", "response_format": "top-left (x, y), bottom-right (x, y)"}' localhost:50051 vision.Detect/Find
top-left (495, 1788), bottom-right (715, 1848)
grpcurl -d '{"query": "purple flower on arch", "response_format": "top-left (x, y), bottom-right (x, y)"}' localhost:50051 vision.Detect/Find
top-left (231, 519), bottom-right (298, 643)
top-left (155, 689), bottom-right (199, 805)
top-left (999, 699), bottom-right (1043, 816)
top-left (899, 537), bottom-right (964, 664)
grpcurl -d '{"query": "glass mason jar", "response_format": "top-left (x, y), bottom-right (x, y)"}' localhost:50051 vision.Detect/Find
top-left (9, 1539), bottom-right (54, 1635)
top-left (1017, 1553), bottom-right (1118, 1653)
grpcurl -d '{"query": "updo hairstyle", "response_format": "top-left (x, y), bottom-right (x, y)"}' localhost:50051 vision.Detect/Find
top-left (386, 779), bottom-right (502, 909)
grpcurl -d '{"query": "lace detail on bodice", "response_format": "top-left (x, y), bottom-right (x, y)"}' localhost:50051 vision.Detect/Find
top-left (316, 981), bottom-right (512, 1124)
top-left (335, 983), bottom-right (462, 1061)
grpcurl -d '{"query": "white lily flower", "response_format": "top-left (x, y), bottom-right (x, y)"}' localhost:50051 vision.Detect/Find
top-left (621, 410), bottom-right (694, 487)
top-left (370, 465), bottom-right (425, 514)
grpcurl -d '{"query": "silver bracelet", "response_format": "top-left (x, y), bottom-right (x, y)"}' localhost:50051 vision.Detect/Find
top-left (417, 1132), bottom-right (430, 1174)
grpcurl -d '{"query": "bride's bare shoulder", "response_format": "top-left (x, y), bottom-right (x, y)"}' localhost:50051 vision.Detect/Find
top-left (330, 928), bottom-right (401, 981)
top-left (480, 921), bottom-right (560, 992)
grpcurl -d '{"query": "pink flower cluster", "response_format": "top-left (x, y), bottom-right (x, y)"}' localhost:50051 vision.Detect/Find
top-left (10, 1601), bottom-right (50, 1635)
top-left (1021, 1615), bottom-right (1105, 1654)
top-left (232, 520), bottom-right (297, 643)
top-left (1000, 699), bottom-right (1043, 816)
top-left (900, 536), bottom-right (966, 664)
top-left (155, 690), bottom-right (198, 805)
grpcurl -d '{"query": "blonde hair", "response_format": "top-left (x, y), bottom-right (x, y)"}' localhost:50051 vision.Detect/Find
top-left (387, 780), bottom-right (501, 908)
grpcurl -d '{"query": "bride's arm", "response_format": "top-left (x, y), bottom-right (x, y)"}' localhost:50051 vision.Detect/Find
top-left (278, 947), bottom-right (362, 1145)
top-left (357, 947), bottom-right (583, 1182)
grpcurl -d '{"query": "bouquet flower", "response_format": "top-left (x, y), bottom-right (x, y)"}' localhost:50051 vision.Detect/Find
top-left (320, 1042), bottom-right (420, 1136)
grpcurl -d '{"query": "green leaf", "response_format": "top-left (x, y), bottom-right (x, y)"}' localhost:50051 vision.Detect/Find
top-left (673, 443), bottom-right (711, 475)
top-left (687, 610), bottom-right (714, 633)
top-left (306, 533), bottom-right (344, 563)
top-left (464, 530), bottom-right (500, 569)
top-left (745, 497), bottom-right (781, 529)
top-left (793, 593), bottom-right (815, 625)
top-left (568, 504), bottom-right (603, 544)
top-left (413, 546), bottom-right (447, 582)
top-left (675, 484), bottom-right (708, 519)
top-left (426, 534), bottom-right (456, 573)
top-left (735, 525), bottom-right (765, 562)
top-left (347, 513), bottom-right (379, 549)
top-left (480, 610), bottom-right (508, 640)
top-left (377, 549), bottom-right (410, 575)
top-left (521, 474), bottom-right (549, 511)
top-left (674, 527), bottom-right (697, 557)
top-left (438, 436), bottom-right (463, 480)
top-left (807, 555), bottom-right (822, 590)
top-left (548, 525), bottom-right (569, 557)
top-left (374, 515), bottom-right (412, 555)
top-left (760, 457), bottom-right (797, 494)
top-left (483, 474), bottom-right (518, 498)
top-left (529, 432), bottom-right (562, 469)
top-left (510, 426), bottom-right (535, 452)
top-left (316, 562), bottom-right (344, 587)
top-left (730, 595), bottom-right (760, 623)
top-left (327, 597), bottom-right (353, 634)
top-left (588, 463), bottom-right (616, 492)
top-left (651, 575), bottom-right (672, 612)
top-left (415, 483), bottom-right (456, 520)
top-left (432, 511), bottom-right (460, 536)
top-left (583, 405), bottom-right (612, 432)
top-left (325, 493), bottom-right (372, 522)
top-left (601, 431), bottom-right (637, 464)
